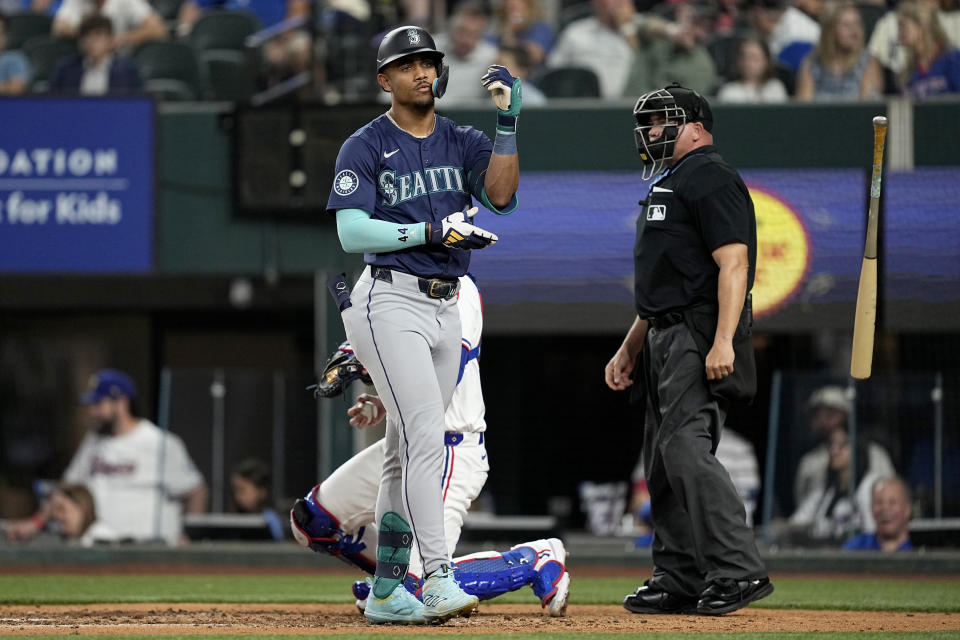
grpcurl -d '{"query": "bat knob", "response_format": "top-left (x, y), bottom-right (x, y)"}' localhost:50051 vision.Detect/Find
top-left (873, 115), bottom-right (888, 126)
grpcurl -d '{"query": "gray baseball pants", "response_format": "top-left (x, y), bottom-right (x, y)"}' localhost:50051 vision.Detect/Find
top-left (641, 322), bottom-right (767, 599)
top-left (342, 266), bottom-right (461, 576)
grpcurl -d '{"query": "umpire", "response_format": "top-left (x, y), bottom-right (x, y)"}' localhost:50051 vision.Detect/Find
top-left (605, 84), bottom-right (772, 616)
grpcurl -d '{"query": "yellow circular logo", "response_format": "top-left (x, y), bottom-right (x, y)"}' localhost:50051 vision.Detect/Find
top-left (749, 186), bottom-right (810, 317)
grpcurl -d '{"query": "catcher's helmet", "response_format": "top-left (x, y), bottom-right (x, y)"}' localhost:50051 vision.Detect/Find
top-left (376, 25), bottom-right (449, 99)
top-left (633, 83), bottom-right (713, 179)
top-left (309, 342), bottom-right (372, 399)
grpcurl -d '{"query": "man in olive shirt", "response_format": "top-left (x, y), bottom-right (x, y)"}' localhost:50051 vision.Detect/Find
top-left (605, 84), bottom-right (772, 616)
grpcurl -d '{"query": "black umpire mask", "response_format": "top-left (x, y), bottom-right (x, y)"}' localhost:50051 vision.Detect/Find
top-left (633, 84), bottom-right (713, 180)
top-left (633, 88), bottom-right (686, 180)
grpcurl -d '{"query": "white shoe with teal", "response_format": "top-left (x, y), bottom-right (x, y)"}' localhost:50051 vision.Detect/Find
top-left (422, 564), bottom-right (479, 624)
top-left (363, 582), bottom-right (425, 625)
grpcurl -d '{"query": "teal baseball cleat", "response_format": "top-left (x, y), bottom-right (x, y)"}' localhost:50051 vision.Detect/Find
top-left (363, 582), bottom-right (425, 625)
top-left (422, 564), bottom-right (479, 624)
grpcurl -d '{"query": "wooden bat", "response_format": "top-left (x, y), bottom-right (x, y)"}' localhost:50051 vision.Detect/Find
top-left (850, 115), bottom-right (888, 379)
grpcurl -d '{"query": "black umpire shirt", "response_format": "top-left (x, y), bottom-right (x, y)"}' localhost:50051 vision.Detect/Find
top-left (634, 145), bottom-right (757, 317)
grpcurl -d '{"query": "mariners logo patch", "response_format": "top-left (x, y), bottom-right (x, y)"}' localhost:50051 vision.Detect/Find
top-left (646, 204), bottom-right (666, 221)
top-left (406, 28), bottom-right (420, 45)
top-left (333, 170), bottom-right (359, 196)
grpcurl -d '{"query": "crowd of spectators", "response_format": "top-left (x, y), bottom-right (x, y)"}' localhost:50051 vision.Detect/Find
top-left (0, 0), bottom-right (958, 101)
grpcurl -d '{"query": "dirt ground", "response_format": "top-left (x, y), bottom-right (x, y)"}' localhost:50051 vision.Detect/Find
top-left (0, 603), bottom-right (957, 635)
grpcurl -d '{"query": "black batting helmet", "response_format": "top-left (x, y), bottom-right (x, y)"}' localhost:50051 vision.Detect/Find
top-left (633, 83), bottom-right (713, 179)
top-left (376, 25), bottom-right (449, 98)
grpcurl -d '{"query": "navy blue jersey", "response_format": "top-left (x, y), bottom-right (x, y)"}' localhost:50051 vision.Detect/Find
top-left (327, 113), bottom-right (518, 279)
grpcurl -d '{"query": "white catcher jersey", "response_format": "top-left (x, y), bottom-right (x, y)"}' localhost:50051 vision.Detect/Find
top-left (444, 275), bottom-right (486, 434)
top-left (63, 419), bottom-right (205, 545)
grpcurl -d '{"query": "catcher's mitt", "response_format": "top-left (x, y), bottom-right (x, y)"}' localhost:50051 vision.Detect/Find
top-left (308, 342), bottom-right (372, 398)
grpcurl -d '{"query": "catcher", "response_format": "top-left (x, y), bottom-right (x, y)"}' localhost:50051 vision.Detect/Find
top-left (291, 274), bottom-right (570, 623)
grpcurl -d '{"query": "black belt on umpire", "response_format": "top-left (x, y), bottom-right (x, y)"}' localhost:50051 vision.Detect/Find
top-left (644, 302), bottom-right (719, 330)
top-left (371, 266), bottom-right (459, 300)
top-left (644, 310), bottom-right (685, 330)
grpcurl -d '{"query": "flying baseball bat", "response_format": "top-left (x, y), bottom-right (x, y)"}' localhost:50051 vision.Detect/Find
top-left (850, 115), bottom-right (888, 380)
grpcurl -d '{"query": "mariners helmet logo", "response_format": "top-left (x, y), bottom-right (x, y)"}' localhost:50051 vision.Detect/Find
top-left (333, 169), bottom-right (359, 196)
top-left (406, 28), bottom-right (420, 45)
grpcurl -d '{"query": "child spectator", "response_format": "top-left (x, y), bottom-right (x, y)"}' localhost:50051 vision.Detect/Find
top-left (47, 484), bottom-right (98, 540)
top-left (716, 35), bottom-right (789, 102)
top-left (230, 457), bottom-right (284, 540)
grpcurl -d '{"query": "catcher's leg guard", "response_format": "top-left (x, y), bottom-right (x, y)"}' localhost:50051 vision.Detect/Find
top-left (290, 484), bottom-right (375, 574)
top-left (372, 511), bottom-right (413, 599)
top-left (453, 547), bottom-right (538, 601)
top-left (522, 538), bottom-right (569, 608)
top-left (455, 539), bottom-right (569, 609)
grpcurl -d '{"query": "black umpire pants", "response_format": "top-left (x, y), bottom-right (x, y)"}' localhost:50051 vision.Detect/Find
top-left (641, 322), bottom-right (766, 599)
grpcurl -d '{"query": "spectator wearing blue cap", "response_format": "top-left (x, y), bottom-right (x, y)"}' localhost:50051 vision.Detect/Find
top-left (3, 369), bottom-right (208, 545)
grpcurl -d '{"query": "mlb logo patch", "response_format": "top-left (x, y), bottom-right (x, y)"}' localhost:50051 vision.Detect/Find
top-left (646, 204), bottom-right (666, 221)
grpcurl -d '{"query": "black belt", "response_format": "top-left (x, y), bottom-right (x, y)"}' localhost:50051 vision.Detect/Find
top-left (644, 311), bottom-right (685, 330)
top-left (372, 267), bottom-right (459, 300)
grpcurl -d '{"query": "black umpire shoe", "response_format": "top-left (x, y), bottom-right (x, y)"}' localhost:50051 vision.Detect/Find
top-left (696, 577), bottom-right (774, 616)
top-left (623, 581), bottom-right (698, 614)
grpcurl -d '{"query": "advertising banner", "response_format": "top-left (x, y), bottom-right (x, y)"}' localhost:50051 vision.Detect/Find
top-left (0, 98), bottom-right (154, 273)
top-left (470, 169), bottom-right (869, 331)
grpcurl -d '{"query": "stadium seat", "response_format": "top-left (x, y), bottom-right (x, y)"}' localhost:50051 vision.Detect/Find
top-left (134, 41), bottom-right (202, 100)
top-left (5, 13), bottom-right (53, 50)
top-left (153, 0), bottom-right (185, 22)
top-left (538, 66), bottom-right (601, 98)
top-left (774, 60), bottom-right (797, 96)
top-left (144, 78), bottom-right (196, 101)
top-left (200, 49), bottom-right (251, 101)
top-left (22, 35), bottom-right (77, 90)
top-left (777, 41), bottom-right (814, 72)
top-left (189, 10), bottom-right (261, 52)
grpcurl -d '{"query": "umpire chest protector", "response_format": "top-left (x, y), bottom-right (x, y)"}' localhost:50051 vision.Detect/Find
top-left (633, 145), bottom-right (757, 318)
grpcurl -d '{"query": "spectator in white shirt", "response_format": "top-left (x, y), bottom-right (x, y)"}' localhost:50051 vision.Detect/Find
top-left (717, 35), bottom-right (789, 102)
top-left (3, 369), bottom-right (208, 545)
top-left (546, 0), bottom-right (640, 99)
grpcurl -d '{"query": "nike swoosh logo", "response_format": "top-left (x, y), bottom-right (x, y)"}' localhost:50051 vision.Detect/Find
top-left (384, 149), bottom-right (399, 158)
top-left (652, 186), bottom-right (673, 193)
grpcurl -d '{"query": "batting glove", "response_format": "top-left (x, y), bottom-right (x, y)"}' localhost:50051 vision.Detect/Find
top-left (426, 206), bottom-right (498, 250)
top-left (482, 65), bottom-right (523, 119)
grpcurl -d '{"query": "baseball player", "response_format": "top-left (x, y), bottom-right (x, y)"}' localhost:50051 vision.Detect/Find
top-left (317, 24), bottom-right (522, 624)
top-left (291, 275), bottom-right (570, 623)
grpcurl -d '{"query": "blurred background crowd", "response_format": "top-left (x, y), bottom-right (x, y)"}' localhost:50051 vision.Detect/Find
top-left (0, 0), bottom-right (958, 103)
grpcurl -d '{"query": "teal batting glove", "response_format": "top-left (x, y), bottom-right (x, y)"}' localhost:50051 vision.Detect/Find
top-left (482, 65), bottom-right (522, 132)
